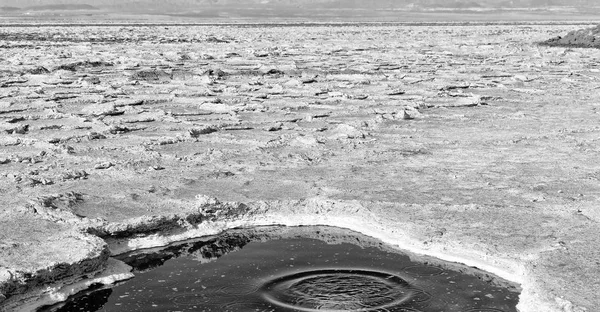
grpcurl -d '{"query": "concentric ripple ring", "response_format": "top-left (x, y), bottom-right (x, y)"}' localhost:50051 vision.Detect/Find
top-left (260, 269), bottom-right (415, 311)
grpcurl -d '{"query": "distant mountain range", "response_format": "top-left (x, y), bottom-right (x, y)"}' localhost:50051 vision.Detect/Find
top-left (1, 0), bottom-right (599, 16)
top-left (2, 0), bottom-right (599, 11)
top-left (1, 4), bottom-right (97, 11)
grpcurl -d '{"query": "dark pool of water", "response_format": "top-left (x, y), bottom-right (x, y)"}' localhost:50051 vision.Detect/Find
top-left (40, 226), bottom-right (520, 312)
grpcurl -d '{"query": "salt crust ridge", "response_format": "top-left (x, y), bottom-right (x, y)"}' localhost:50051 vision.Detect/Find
top-left (8, 259), bottom-right (133, 312)
top-left (7, 196), bottom-right (584, 312)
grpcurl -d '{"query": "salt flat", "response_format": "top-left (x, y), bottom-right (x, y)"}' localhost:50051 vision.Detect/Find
top-left (0, 23), bottom-right (599, 312)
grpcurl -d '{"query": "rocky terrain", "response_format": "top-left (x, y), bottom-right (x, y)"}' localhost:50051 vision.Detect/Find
top-left (542, 24), bottom-right (600, 49)
top-left (0, 23), bottom-right (599, 311)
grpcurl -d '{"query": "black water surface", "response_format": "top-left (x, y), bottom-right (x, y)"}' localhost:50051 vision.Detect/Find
top-left (40, 226), bottom-right (519, 312)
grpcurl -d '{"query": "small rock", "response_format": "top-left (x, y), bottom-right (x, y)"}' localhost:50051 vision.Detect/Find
top-left (39, 178), bottom-right (53, 185)
top-left (198, 103), bottom-right (237, 114)
top-left (203, 68), bottom-right (227, 78)
top-left (4, 124), bottom-right (29, 134)
top-left (248, 79), bottom-right (263, 86)
top-left (291, 135), bottom-right (321, 146)
top-left (259, 66), bottom-right (284, 75)
top-left (300, 73), bottom-right (317, 84)
top-left (263, 123), bottom-right (283, 132)
top-left (23, 178), bottom-right (41, 187)
top-left (57, 145), bottom-right (75, 154)
top-left (440, 84), bottom-right (470, 91)
top-left (49, 93), bottom-right (78, 101)
top-left (87, 132), bottom-right (107, 140)
top-left (266, 84), bottom-right (285, 95)
top-left (253, 51), bottom-right (269, 57)
top-left (514, 74), bottom-right (528, 81)
top-left (0, 158), bottom-right (9, 164)
top-left (387, 89), bottom-right (406, 96)
top-left (94, 162), bottom-right (113, 169)
top-left (60, 170), bottom-right (88, 181)
top-left (23, 176), bottom-right (51, 186)
top-left (107, 125), bottom-right (130, 134)
top-left (433, 228), bottom-right (447, 237)
top-left (11, 174), bottom-right (21, 182)
top-left (329, 124), bottom-right (366, 139)
top-left (195, 194), bottom-right (220, 206)
top-left (131, 69), bottom-right (172, 83)
top-left (350, 94), bottom-right (369, 100)
top-left (402, 109), bottom-right (421, 120)
top-left (206, 98), bottom-right (223, 104)
top-left (284, 79), bottom-right (302, 87)
top-left (153, 137), bottom-right (183, 146)
top-left (208, 171), bottom-right (235, 178)
top-left (114, 99), bottom-right (144, 107)
top-left (26, 66), bottom-right (50, 75)
top-left (197, 75), bottom-right (215, 85)
top-left (81, 103), bottom-right (123, 116)
top-left (189, 126), bottom-right (218, 137)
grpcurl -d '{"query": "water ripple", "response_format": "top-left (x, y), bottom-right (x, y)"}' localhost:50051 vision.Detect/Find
top-left (260, 269), bottom-right (417, 311)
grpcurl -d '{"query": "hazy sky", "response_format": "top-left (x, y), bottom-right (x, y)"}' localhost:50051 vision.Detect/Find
top-left (2, 0), bottom-right (598, 8)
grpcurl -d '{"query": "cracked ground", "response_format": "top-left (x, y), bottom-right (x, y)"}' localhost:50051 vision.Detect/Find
top-left (0, 23), bottom-right (599, 311)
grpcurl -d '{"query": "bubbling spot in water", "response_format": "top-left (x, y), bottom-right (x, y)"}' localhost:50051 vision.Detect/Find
top-left (260, 269), bottom-right (417, 311)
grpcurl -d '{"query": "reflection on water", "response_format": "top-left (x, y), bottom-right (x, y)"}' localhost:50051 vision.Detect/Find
top-left (39, 226), bottom-right (520, 312)
top-left (43, 285), bottom-right (112, 312)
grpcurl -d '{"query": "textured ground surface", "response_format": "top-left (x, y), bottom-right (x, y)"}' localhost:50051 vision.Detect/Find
top-left (0, 23), bottom-right (599, 311)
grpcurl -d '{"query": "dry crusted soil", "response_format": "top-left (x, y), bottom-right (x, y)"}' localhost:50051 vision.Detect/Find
top-left (0, 23), bottom-right (599, 311)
